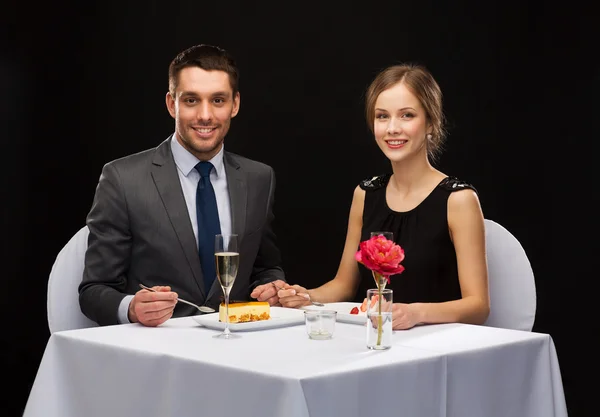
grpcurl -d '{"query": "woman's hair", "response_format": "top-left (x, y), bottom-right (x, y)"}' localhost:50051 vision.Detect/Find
top-left (365, 63), bottom-right (446, 163)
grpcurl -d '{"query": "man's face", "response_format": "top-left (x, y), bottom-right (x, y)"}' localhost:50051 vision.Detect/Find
top-left (166, 67), bottom-right (240, 160)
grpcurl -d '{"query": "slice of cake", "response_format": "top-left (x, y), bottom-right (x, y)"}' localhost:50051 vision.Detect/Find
top-left (219, 301), bottom-right (270, 323)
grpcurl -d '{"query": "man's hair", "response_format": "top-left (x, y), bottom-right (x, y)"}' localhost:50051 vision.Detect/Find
top-left (365, 63), bottom-right (446, 163)
top-left (168, 44), bottom-right (239, 96)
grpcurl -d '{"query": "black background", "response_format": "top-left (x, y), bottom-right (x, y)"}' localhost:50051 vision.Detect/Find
top-left (3, 1), bottom-right (596, 415)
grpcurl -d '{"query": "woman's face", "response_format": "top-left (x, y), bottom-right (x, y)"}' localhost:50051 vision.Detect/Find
top-left (373, 82), bottom-right (430, 163)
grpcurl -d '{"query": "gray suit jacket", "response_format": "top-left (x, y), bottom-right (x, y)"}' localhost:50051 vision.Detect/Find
top-left (79, 136), bottom-right (285, 326)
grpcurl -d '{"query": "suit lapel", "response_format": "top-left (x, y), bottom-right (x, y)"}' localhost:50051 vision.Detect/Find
top-left (151, 137), bottom-right (207, 298)
top-left (224, 152), bottom-right (247, 238)
top-left (206, 152), bottom-right (247, 301)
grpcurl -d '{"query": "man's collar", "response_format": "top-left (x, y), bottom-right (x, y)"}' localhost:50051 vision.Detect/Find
top-left (171, 134), bottom-right (225, 177)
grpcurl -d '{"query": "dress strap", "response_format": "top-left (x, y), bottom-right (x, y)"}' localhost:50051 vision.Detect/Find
top-left (358, 174), bottom-right (391, 191)
top-left (438, 176), bottom-right (477, 193)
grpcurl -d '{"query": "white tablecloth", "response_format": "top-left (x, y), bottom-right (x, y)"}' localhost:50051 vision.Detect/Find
top-left (24, 317), bottom-right (567, 417)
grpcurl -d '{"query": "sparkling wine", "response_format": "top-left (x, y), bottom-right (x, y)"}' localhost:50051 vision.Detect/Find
top-left (215, 252), bottom-right (239, 289)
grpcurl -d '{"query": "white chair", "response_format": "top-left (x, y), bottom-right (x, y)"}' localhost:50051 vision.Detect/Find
top-left (483, 219), bottom-right (537, 331)
top-left (47, 226), bottom-right (98, 333)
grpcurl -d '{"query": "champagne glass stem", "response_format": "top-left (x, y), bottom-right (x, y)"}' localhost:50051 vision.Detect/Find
top-left (224, 288), bottom-right (230, 336)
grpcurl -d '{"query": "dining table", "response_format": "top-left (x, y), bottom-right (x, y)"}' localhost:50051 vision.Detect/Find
top-left (23, 306), bottom-right (568, 417)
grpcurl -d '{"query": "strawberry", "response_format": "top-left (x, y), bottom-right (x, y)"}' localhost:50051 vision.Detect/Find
top-left (350, 306), bottom-right (359, 315)
top-left (370, 294), bottom-right (379, 309)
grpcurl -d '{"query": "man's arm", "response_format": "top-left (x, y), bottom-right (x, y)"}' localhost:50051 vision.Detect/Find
top-left (249, 166), bottom-right (285, 292)
top-left (78, 162), bottom-right (132, 326)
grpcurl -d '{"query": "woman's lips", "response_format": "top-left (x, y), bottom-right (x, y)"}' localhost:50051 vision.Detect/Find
top-left (385, 139), bottom-right (407, 149)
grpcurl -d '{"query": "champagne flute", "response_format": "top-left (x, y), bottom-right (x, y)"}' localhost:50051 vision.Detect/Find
top-left (214, 234), bottom-right (240, 339)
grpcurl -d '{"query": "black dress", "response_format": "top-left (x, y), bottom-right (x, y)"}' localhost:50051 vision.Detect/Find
top-left (354, 174), bottom-right (477, 304)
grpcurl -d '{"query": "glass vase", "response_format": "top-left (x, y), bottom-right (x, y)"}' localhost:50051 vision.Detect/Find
top-left (366, 287), bottom-right (393, 350)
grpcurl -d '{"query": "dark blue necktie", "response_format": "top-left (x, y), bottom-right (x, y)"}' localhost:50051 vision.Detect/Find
top-left (195, 161), bottom-right (221, 292)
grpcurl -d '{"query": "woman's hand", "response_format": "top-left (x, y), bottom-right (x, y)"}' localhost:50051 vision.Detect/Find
top-left (277, 284), bottom-right (313, 308)
top-left (391, 303), bottom-right (421, 330)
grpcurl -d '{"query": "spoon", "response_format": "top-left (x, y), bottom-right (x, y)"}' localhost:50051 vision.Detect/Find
top-left (272, 283), bottom-right (325, 307)
top-left (139, 284), bottom-right (215, 313)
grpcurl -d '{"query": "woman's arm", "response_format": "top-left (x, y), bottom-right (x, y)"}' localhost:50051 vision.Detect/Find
top-left (393, 189), bottom-right (490, 329)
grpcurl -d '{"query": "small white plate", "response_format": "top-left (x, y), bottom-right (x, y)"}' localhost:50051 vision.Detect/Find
top-left (302, 302), bottom-right (366, 325)
top-left (192, 306), bottom-right (305, 331)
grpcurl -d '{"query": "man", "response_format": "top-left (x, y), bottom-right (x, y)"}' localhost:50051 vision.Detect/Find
top-left (79, 44), bottom-right (285, 327)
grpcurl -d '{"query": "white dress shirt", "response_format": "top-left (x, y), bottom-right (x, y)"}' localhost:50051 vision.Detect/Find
top-left (170, 135), bottom-right (233, 241)
top-left (118, 135), bottom-right (233, 323)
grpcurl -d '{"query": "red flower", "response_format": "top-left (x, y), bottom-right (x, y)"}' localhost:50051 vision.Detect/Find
top-left (355, 234), bottom-right (405, 280)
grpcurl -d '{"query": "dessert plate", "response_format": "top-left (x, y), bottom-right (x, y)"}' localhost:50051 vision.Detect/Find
top-left (192, 306), bottom-right (305, 331)
top-left (302, 302), bottom-right (367, 325)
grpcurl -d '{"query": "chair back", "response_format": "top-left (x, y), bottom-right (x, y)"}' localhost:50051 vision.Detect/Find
top-left (47, 226), bottom-right (98, 333)
top-left (483, 219), bottom-right (536, 331)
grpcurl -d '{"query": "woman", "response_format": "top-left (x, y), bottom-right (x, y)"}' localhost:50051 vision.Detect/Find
top-left (277, 64), bottom-right (490, 330)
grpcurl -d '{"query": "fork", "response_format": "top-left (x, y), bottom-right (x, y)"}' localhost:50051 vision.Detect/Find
top-left (139, 284), bottom-right (215, 313)
top-left (272, 283), bottom-right (325, 307)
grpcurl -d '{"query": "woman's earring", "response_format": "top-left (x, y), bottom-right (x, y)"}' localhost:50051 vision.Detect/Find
top-left (426, 133), bottom-right (433, 141)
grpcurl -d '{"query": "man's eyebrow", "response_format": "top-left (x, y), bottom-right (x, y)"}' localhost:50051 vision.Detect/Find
top-left (180, 91), bottom-right (230, 98)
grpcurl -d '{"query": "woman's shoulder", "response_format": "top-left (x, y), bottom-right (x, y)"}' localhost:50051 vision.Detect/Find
top-left (437, 176), bottom-right (477, 194)
top-left (358, 173), bottom-right (391, 191)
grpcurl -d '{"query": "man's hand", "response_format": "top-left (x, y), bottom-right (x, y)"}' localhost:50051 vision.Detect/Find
top-left (128, 286), bottom-right (178, 327)
top-left (250, 280), bottom-right (287, 306)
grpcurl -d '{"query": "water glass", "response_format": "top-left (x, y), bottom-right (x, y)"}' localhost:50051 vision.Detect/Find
top-left (366, 288), bottom-right (393, 350)
top-left (304, 310), bottom-right (337, 340)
